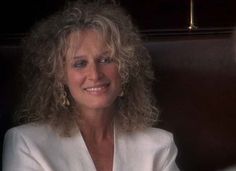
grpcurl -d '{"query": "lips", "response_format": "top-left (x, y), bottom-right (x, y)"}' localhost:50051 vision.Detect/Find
top-left (84, 83), bottom-right (110, 94)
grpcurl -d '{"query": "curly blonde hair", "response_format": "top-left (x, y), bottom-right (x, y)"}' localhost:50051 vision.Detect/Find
top-left (17, 1), bottom-right (159, 136)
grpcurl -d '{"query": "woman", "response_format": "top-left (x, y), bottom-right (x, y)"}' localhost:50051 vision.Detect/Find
top-left (2, 1), bottom-right (180, 171)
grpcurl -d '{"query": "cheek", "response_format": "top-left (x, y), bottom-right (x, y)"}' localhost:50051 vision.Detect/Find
top-left (115, 72), bottom-right (122, 84)
top-left (114, 67), bottom-right (122, 82)
top-left (107, 68), bottom-right (122, 85)
top-left (66, 70), bottom-right (84, 88)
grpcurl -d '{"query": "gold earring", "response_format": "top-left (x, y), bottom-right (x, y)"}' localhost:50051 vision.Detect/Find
top-left (61, 90), bottom-right (70, 107)
top-left (119, 90), bottom-right (124, 97)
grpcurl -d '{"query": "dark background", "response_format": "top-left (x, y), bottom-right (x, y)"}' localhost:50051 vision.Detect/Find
top-left (0, 0), bottom-right (236, 35)
top-left (1, 0), bottom-right (236, 171)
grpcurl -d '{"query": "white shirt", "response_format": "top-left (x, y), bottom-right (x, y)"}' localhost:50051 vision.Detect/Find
top-left (2, 123), bottom-right (179, 171)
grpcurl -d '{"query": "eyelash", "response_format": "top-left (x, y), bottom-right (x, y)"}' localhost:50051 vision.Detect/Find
top-left (73, 57), bottom-right (113, 69)
top-left (73, 60), bottom-right (87, 68)
top-left (99, 57), bottom-right (113, 64)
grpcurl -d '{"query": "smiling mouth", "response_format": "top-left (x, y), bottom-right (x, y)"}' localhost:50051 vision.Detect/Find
top-left (84, 83), bottom-right (110, 94)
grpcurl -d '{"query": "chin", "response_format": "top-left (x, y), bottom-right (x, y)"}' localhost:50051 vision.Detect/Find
top-left (88, 102), bottom-right (114, 110)
top-left (79, 100), bottom-right (116, 111)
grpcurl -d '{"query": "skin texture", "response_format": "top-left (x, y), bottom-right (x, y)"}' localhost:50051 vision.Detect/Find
top-left (65, 29), bottom-right (122, 115)
top-left (65, 29), bottom-right (122, 171)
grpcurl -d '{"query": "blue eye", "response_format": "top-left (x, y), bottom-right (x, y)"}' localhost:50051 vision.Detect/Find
top-left (99, 57), bottom-right (113, 64)
top-left (73, 60), bottom-right (87, 68)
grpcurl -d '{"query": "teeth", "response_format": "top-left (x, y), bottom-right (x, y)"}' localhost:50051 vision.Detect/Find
top-left (86, 87), bottom-right (104, 92)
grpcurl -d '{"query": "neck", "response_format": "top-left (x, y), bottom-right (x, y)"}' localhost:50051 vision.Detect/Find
top-left (78, 108), bottom-right (114, 142)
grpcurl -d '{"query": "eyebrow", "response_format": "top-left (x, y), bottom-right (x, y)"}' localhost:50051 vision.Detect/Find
top-left (72, 50), bottom-right (111, 60)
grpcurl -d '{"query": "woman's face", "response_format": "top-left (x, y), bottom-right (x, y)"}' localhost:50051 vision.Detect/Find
top-left (65, 29), bottom-right (122, 114)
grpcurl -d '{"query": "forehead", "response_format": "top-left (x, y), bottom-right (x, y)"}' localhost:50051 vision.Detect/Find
top-left (66, 29), bottom-right (110, 54)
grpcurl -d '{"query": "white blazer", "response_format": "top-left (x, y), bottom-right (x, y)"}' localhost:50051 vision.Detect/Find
top-left (2, 123), bottom-right (180, 171)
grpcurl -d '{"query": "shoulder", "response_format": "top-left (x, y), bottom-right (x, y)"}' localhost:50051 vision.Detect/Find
top-left (5, 123), bottom-right (49, 135)
top-left (119, 127), bottom-right (175, 148)
top-left (3, 123), bottom-right (61, 160)
top-left (4, 123), bottom-right (56, 144)
top-left (117, 127), bottom-right (179, 170)
top-left (142, 127), bottom-right (173, 141)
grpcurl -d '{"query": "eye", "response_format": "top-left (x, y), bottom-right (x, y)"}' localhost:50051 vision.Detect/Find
top-left (73, 60), bottom-right (87, 69)
top-left (99, 56), bottom-right (113, 64)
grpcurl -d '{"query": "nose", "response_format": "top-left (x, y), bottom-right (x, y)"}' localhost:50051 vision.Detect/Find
top-left (87, 63), bottom-right (103, 81)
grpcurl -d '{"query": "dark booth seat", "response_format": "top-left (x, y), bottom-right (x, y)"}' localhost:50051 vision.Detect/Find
top-left (146, 34), bottom-right (236, 171)
top-left (1, 33), bottom-right (236, 171)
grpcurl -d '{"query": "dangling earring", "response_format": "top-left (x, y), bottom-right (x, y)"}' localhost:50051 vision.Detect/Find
top-left (59, 83), bottom-right (70, 107)
top-left (119, 90), bottom-right (124, 97)
top-left (61, 90), bottom-right (70, 107)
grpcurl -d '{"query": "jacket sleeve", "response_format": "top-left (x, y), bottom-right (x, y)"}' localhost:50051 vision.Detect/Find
top-left (2, 128), bottom-right (43, 171)
top-left (160, 135), bottom-right (180, 171)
